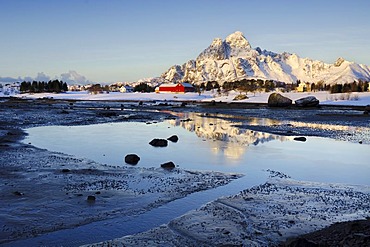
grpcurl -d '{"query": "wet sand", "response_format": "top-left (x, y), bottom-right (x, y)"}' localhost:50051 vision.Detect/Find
top-left (1, 97), bottom-right (369, 246)
top-left (90, 172), bottom-right (369, 246)
top-left (0, 98), bottom-right (241, 244)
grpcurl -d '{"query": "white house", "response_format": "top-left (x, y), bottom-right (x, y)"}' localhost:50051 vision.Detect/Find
top-left (1, 82), bottom-right (20, 95)
top-left (120, 85), bottom-right (134, 93)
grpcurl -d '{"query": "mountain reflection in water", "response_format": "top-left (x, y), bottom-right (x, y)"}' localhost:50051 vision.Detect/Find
top-left (167, 112), bottom-right (291, 160)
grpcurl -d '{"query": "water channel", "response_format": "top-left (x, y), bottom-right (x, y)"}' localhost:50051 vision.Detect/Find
top-left (12, 112), bottom-right (370, 246)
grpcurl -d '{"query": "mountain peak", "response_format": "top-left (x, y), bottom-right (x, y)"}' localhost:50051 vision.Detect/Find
top-left (211, 38), bottom-right (223, 47)
top-left (159, 32), bottom-right (370, 85)
top-left (225, 31), bottom-right (251, 50)
top-left (334, 57), bottom-right (345, 67)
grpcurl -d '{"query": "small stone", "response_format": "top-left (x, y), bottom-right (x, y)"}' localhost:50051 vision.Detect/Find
top-left (161, 161), bottom-right (176, 169)
top-left (149, 139), bottom-right (168, 147)
top-left (13, 191), bottom-right (24, 196)
top-left (167, 135), bottom-right (179, 143)
top-left (87, 195), bottom-right (96, 202)
top-left (294, 137), bottom-right (307, 142)
top-left (233, 94), bottom-right (248, 101)
top-left (125, 154), bottom-right (140, 165)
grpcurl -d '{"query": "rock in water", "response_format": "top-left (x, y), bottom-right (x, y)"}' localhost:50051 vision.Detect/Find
top-left (294, 137), bottom-right (307, 142)
top-left (268, 93), bottom-right (292, 107)
top-left (124, 154), bottom-right (141, 165)
top-left (167, 135), bottom-right (179, 143)
top-left (295, 96), bottom-right (320, 107)
top-left (149, 139), bottom-right (168, 147)
top-left (161, 161), bottom-right (176, 169)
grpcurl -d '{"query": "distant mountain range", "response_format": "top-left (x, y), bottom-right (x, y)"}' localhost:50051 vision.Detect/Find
top-left (156, 31), bottom-right (370, 86)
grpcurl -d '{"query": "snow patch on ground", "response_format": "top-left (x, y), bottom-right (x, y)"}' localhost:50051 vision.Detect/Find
top-left (6, 91), bottom-right (370, 106)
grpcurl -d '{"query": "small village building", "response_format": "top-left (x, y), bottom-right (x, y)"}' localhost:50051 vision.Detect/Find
top-left (120, 85), bottom-right (134, 93)
top-left (297, 81), bottom-right (311, 92)
top-left (155, 83), bottom-right (195, 93)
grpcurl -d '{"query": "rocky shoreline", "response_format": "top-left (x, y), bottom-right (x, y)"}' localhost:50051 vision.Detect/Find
top-left (1, 97), bottom-right (369, 246)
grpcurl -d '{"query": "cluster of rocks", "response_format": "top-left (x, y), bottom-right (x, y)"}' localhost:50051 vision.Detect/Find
top-left (268, 93), bottom-right (320, 108)
top-left (124, 135), bottom-right (179, 169)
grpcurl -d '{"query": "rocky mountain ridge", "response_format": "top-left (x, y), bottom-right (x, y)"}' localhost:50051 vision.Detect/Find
top-left (158, 31), bottom-right (370, 86)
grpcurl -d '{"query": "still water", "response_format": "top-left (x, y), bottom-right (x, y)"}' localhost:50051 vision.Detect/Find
top-left (24, 112), bottom-right (369, 185)
top-left (15, 112), bottom-right (370, 246)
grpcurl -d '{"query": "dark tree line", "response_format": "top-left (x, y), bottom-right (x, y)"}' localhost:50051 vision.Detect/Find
top-left (193, 79), bottom-right (283, 95)
top-left (221, 79), bottom-right (277, 93)
top-left (133, 83), bottom-right (155, 92)
top-left (329, 81), bottom-right (369, 94)
top-left (20, 80), bottom-right (68, 93)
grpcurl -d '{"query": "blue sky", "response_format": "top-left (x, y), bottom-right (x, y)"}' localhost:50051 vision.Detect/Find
top-left (1, 0), bottom-right (369, 84)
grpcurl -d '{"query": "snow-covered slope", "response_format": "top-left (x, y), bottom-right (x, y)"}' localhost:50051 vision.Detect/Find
top-left (160, 31), bottom-right (370, 85)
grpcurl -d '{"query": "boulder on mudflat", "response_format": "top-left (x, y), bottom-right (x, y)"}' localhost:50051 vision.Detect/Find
top-left (149, 139), bottom-right (168, 147)
top-left (295, 96), bottom-right (320, 107)
top-left (233, 94), bottom-right (248, 101)
top-left (124, 154), bottom-right (140, 165)
top-left (160, 161), bottom-right (176, 169)
top-left (87, 195), bottom-right (96, 202)
top-left (268, 93), bottom-right (292, 107)
top-left (167, 135), bottom-right (179, 143)
top-left (364, 105), bottom-right (370, 114)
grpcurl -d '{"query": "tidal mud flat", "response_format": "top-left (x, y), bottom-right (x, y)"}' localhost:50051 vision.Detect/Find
top-left (0, 98), bottom-right (241, 244)
top-left (90, 173), bottom-right (369, 246)
top-left (1, 97), bottom-right (370, 246)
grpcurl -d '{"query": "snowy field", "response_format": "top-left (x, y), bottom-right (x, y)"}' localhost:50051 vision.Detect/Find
top-left (4, 90), bottom-right (370, 106)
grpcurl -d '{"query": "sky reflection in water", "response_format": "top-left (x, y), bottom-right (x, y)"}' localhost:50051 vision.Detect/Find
top-left (24, 112), bottom-right (370, 185)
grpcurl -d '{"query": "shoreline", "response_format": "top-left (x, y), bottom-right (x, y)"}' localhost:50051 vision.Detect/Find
top-left (1, 97), bottom-right (369, 246)
top-left (89, 175), bottom-right (369, 246)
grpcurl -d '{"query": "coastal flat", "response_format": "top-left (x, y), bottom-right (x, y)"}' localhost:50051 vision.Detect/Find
top-left (89, 175), bottom-right (369, 246)
top-left (1, 97), bottom-right (369, 246)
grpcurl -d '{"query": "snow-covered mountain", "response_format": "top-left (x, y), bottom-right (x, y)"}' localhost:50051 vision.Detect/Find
top-left (160, 31), bottom-right (370, 85)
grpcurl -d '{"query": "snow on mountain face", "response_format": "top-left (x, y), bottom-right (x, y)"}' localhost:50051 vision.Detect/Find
top-left (160, 31), bottom-right (370, 85)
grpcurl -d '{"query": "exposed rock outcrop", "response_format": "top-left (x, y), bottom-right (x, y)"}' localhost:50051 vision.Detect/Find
top-left (295, 96), bottom-right (320, 107)
top-left (268, 93), bottom-right (292, 107)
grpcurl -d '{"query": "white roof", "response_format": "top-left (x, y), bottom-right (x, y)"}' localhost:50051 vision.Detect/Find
top-left (159, 83), bottom-right (178, 88)
top-left (159, 83), bottom-right (193, 88)
top-left (181, 82), bottom-right (194, 87)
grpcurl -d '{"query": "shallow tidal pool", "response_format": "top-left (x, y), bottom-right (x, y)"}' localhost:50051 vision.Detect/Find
top-left (24, 112), bottom-right (370, 185)
top-left (14, 112), bottom-right (370, 246)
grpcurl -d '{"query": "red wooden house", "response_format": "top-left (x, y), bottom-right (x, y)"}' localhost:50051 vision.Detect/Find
top-left (155, 83), bottom-right (195, 93)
